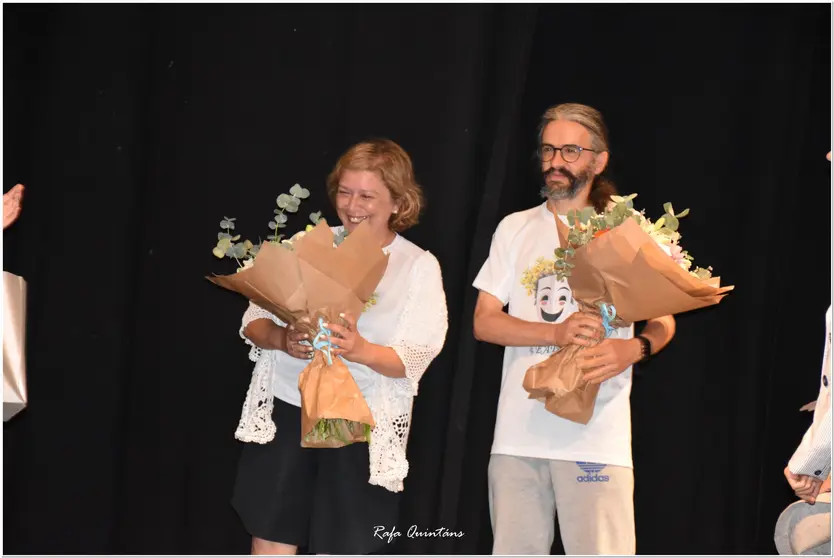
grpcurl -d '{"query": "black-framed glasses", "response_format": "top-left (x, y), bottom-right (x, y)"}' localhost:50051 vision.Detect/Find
top-left (537, 143), bottom-right (598, 163)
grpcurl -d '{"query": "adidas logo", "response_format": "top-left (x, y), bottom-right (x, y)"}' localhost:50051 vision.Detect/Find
top-left (576, 461), bottom-right (609, 483)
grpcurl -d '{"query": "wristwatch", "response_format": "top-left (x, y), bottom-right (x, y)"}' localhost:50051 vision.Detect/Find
top-left (636, 335), bottom-right (652, 362)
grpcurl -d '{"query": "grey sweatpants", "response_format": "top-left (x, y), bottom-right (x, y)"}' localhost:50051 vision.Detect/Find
top-left (488, 453), bottom-right (636, 555)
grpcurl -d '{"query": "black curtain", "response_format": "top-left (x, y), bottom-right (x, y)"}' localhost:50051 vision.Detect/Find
top-left (3, 4), bottom-right (830, 555)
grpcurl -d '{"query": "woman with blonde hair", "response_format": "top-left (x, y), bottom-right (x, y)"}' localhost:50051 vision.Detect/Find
top-left (230, 139), bottom-right (448, 555)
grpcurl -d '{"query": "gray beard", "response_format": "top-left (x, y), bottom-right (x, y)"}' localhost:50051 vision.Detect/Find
top-left (539, 181), bottom-right (583, 202)
top-left (539, 169), bottom-right (595, 202)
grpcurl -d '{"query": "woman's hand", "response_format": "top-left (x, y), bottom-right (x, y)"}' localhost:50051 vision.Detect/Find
top-left (325, 313), bottom-right (369, 363)
top-left (285, 319), bottom-right (314, 360)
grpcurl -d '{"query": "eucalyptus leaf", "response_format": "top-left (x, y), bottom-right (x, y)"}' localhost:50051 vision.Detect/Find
top-left (610, 195), bottom-right (624, 203)
top-left (219, 220), bottom-right (230, 229)
top-left (277, 222), bottom-right (287, 228)
top-left (218, 232), bottom-right (232, 240)
top-left (217, 238), bottom-right (232, 250)
top-left (268, 221), bottom-right (277, 230)
top-left (290, 184), bottom-right (310, 199)
top-left (275, 212), bottom-right (288, 224)
top-left (676, 208), bottom-right (690, 218)
top-left (665, 214), bottom-right (679, 231)
top-left (231, 235), bottom-right (240, 241)
top-left (212, 247), bottom-right (225, 259)
top-left (232, 244), bottom-right (247, 258)
top-left (663, 202), bottom-right (674, 215)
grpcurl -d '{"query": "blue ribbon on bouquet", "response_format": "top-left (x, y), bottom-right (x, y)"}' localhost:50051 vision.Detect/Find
top-left (312, 317), bottom-right (334, 365)
top-left (600, 303), bottom-right (617, 338)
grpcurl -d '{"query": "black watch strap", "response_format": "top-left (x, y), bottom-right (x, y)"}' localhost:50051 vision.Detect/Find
top-left (637, 335), bottom-right (652, 362)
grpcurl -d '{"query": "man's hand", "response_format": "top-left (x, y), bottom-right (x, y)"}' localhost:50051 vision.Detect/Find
top-left (784, 467), bottom-right (824, 504)
top-left (552, 312), bottom-right (604, 348)
top-left (578, 338), bottom-right (642, 384)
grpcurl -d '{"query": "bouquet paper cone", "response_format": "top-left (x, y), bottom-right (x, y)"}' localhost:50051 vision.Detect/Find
top-left (298, 349), bottom-right (376, 447)
top-left (522, 215), bottom-right (734, 425)
top-left (208, 221), bottom-right (388, 446)
top-left (523, 343), bottom-right (600, 424)
top-left (3, 272), bottom-right (28, 421)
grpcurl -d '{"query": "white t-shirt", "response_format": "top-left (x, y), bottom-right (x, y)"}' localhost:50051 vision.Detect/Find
top-left (267, 228), bottom-right (430, 407)
top-left (473, 202), bottom-right (635, 468)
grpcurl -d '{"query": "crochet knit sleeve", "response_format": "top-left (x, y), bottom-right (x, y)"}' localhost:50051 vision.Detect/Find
top-left (388, 250), bottom-right (449, 396)
top-left (239, 302), bottom-right (285, 362)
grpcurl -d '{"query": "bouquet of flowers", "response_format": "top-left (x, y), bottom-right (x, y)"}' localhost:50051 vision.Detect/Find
top-left (522, 193), bottom-right (734, 424)
top-left (207, 184), bottom-right (388, 447)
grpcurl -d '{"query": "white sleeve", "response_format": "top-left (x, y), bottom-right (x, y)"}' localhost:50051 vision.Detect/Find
top-left (234, 302), bottom-right (284, 444)
top-left (388, 250), bottom-right (449, 396)
top-left (240, 302), bottom-right (286, 362)
top-left (788, 309), bottom-right (832, 479)
top-left (472, 216), bottom-right (515, 306)
top-left (788, 404), bottom-right (831, 479)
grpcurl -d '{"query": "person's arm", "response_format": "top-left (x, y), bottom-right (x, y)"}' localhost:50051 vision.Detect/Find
top-left (473, 290), bottom-right (604, 348)
top-left (327, 311), bottom-right (406, 378)
top-left (788, 405), bottom-right (832, 481)
top-left (327, 251), bottom-right (450, 384)
top-left (243, 318), bottom-right (288, 352)
top-left (240, 305), bottom-right (312, 360)
top-left (636, 314), bottom-right (676, 357)
top-left (785, 413), bottom-right (829, 504)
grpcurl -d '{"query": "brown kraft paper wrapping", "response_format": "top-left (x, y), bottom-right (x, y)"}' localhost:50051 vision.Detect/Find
top-left (3, 272), bottom-right (28, 422)
top-left (522, 214), bottom-right (734, 425)
top-left (207, 221), bottom-right (388, 447)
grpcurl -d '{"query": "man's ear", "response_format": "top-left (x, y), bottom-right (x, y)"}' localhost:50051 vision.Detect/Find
top-left (594, 151), bottom-right (610, 176)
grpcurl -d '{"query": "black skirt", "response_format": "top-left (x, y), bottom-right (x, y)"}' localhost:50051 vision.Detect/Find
top-left (231, 397), bottom-right (402, 555)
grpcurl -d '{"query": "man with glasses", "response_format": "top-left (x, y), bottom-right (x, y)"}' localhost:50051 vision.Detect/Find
top-left (472, 103), bottom-right (676, 555)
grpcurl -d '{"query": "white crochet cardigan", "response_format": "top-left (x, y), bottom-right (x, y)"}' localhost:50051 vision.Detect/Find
top-left (234, 239), bottom-right (448, 493)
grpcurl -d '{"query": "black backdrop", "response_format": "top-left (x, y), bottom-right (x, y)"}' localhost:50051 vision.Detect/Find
top-left (3, 3), bottom-right (831, 555)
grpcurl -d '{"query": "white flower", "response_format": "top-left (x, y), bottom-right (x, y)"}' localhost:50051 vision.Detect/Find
top-left (236, 258), bottom-right (255, 273)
